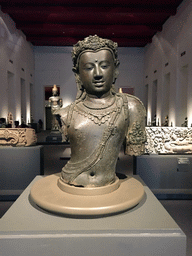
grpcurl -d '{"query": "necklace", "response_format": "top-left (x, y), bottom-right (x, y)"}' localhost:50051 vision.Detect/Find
top-left (75, 97), bottom-right (118, 126)
top-left (82, 95), bottom-right (116, 110)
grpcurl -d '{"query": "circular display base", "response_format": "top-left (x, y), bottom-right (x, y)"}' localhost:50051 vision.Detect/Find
top-left (58, 176), bottom-right (120, 196)
top-left (30, 173), bottom-right (145, 216)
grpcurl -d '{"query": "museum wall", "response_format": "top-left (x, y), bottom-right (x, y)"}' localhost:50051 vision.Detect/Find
top-left (0, 10), bottom-right (34, 125)
top-left (34, 46), bottom-right (144, 128)
top-left (144, 0), bottom-right (192, 127)
top-left (1, 0), bottom-right (192, 129)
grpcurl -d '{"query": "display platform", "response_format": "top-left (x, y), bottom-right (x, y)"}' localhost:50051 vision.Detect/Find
top-left (30, 174), bottom-right (144, 216)
top-left (136, 155), bottom-right (192, 199)
top-left (0, 146), bottom-right (44, 200)
top-left (0, 175), bottom-right (186, 256)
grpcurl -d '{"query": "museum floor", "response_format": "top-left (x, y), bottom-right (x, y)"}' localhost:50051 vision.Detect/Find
top-left (0, 130), bottom-right (192, 255)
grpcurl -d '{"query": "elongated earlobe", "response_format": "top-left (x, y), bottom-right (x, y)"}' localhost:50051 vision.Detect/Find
top-left (113, 68), bottom-right (119, 84)
top-left (75, 74), bottom-right (85, 100)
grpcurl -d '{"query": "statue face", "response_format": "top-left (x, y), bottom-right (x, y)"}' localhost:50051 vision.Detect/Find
top-left (78, 50), bottom-right (115, 97)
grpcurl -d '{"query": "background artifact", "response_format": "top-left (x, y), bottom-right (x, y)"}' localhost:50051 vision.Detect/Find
top-left (49, 84), bottom-right (63, 131)
top-left (46, 84), bottom-right (63, 142)
top-left (162, 115), bottom-right (169, 126)
top-left (145, 127), bottom-right (192, 154)
top-left (181, 117), bottom-right (188, 127)
top-left (0, 128), bottom-right (37, 147)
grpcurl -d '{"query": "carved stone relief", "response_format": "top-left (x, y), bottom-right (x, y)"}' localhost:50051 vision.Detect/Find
top-left (0, 128), bottom-right (37, 147)
top-left (145, 127), bottom-right (192, 154)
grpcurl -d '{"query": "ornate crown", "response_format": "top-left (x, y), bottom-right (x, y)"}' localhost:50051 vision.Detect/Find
top-left (72, 35), bottom-right (119, 72)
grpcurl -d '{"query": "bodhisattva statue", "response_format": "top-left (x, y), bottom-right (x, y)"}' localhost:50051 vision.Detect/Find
top-left (53, 35), bottom-right (146, 187)
top-left (30, 35), bottom-right (146, 216)
top-left (49, 84), bottom-right (63, 130)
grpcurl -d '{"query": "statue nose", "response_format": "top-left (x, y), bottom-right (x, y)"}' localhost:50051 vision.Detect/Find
top-left (94, 65), bottom-right (102, 79)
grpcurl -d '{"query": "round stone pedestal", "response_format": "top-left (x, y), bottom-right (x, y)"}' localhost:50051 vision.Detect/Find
top-left (30, 173), bottom-right (144, 216)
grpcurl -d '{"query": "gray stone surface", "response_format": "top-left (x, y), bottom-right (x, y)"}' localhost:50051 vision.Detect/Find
top-left (0, 176), bottom-right (186, 256)
top-left (0, 146), bottom-right (44, 199)
top-left (136, 155), bottom-right (192, 198)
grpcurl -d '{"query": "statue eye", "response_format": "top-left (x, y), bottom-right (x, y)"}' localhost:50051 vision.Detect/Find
top-left (86, 67), bottom-right (93, 71)
top-left (101, 62), bottom-right (110, 69)
top-left (84, 64), bottom-right (94, 71)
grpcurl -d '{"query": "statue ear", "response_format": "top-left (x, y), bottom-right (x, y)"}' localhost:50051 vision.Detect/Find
top-left (75, 74), bottom-right (85, 100)
top-left (75, 74), bottom-right (83, 87)
top-left (113, 67), bottom-right (119, 84)
top-left (72, 67), bottom-right (78, 74)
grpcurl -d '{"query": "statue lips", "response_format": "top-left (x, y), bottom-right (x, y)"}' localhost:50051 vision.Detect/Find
top-left (93, 81), bottom-right (105, 87)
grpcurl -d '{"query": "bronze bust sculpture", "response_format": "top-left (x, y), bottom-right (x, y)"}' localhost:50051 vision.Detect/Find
top-left (30, 35), bottom-right (146, 216)
top-left (54, 35), bottom-right (146, 187)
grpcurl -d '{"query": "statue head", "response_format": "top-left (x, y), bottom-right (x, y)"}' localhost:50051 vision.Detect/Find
top-left (72, 35), bottom-right (120, 99)
top-left (52, 84), bottom-right (58, 96)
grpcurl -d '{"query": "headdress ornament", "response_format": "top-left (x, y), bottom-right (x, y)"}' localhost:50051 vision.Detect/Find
top-left (72, 35), bottom-right (119, 73)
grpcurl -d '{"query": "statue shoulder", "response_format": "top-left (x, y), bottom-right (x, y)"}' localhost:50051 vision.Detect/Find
top-left (126, 93), bottom-right (144, 106)
top-left (125, 94), bottom-right (146, 116)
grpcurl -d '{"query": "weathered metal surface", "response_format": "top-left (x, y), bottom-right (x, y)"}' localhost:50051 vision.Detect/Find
top-left (53, 35), bottom-right (146, 187)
